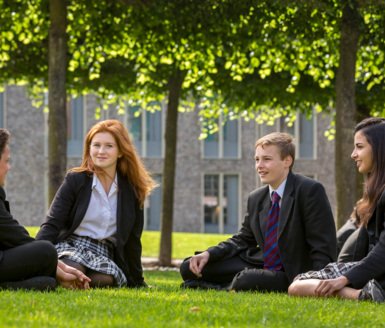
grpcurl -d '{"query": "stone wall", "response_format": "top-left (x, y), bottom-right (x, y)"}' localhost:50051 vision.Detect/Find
top-left (3, 85), bottom-right (336, 231)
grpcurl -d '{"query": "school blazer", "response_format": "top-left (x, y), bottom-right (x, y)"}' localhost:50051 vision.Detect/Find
top-left (207, 172), bottom-right (337, 282)
top-left (0, 187), bottom-right (35, 262)
top-left (344, 190), bottom-right (385, 288)
top-left (36, 171), bottom-right (145, 287)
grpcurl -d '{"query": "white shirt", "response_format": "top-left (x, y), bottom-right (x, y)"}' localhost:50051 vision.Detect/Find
top-left (74, 174), bottom-right (118, 240)
top-left (269, 179), bottom-right (287, 207)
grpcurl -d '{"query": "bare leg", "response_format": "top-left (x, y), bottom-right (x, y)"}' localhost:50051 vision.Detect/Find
top-left (288, 279), bottom-right (361, 300)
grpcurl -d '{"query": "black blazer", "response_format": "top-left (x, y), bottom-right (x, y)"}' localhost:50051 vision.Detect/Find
top-left (207, 172), bottom-right (337, 282)
top-left (0, 187), bottom-right (34, 262)
top-left (344, 190), bottom-right (385, 288)
top-left (36, 171), bottom-right (145, 287)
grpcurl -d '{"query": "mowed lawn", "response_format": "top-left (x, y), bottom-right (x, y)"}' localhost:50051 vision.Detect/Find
top-left (2, 229), bottom-right (383, 327)
top-left (1, 271), bottom-right (385, 327)
top-left (26, 227), bottom-right (231, 259)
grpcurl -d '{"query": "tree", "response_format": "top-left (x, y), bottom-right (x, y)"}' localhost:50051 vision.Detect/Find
top-left (202, 0), bottom-right (385, 227)
top-left (48, 0), bottom-right (68, 202)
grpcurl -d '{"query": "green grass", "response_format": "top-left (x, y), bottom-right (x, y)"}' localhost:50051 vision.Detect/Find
top-left (26, 227), bottom-right (231, 259)
top-left (1, 271), bottom-right (385, 327)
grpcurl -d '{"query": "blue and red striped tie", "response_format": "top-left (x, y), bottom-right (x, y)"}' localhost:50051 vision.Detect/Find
top-left (263, 191), bottom-right (282, 271)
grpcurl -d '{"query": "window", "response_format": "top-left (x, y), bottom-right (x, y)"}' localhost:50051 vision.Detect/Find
top-left (203, 174), bottom-right (239, 233)
top-left (67, 96), bottom-right (84, 157)
top-left (203, 118), bottom-right (240, 158)
top-left (0, 92), bottom-right (4, 127)
top-left (258, 111), bottom-right (316, 159)
top-left (145, 174), bottom-right (162, 231)
top-left (127, 106), bottom-right (163, 158)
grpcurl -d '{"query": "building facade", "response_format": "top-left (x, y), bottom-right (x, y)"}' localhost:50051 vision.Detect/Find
top-left (1, 85), bottom-right (336, 232)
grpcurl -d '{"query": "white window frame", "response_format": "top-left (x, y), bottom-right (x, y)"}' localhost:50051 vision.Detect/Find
top-left (67, 96), bottom-right (86, 158)
top-left (257, 110), bottom-right (317, 159)
top-left (125, 104), bottom-right (165, 158)
top-left (201, 172), bottom-right (241, 234)
top-left (201, 116), bottom-right (241, 159)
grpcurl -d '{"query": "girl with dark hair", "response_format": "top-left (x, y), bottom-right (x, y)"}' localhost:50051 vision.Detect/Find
top-left (288, 117), bottom-right (385, 302)
top-left (37, 120), bottom-right (156, 288)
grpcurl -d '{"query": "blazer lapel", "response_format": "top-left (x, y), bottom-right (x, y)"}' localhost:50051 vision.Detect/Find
top-left (71, 175), bottom-right (93, 229)
top-left (116, 173), bottom-right (136, 245)
top-left (254, 188), bottom-right (271, 246)
top-left (278, 172), bottom-right (295, 238)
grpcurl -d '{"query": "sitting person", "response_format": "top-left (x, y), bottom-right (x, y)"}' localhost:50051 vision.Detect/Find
top-left (180, 132), bottom-right (336, 292)
top-left (336, 209), bottom-right (359, 257)
top-left (37, 120), bottom-right (156, 288)
top-left (288, 117), bottom-right (385, 302)
top-left (0, 128), bottom-right (90, 291)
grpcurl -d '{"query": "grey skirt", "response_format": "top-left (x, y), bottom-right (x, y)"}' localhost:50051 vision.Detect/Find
top-left (56, 235), bottom-right (127, 287)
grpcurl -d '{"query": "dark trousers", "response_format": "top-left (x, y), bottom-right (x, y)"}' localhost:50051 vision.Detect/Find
top-left (0, 240), bottom-right (57, 282)
top-left (180, 255), bottom-right (289, 292)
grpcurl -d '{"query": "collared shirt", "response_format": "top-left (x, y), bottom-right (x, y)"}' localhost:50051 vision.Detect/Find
top-left (260, 179), bottom-right (288, 235)
top-left (74, 174), bottom-right (118, 240)
top-left (269, 179), bottom-right (287, 207)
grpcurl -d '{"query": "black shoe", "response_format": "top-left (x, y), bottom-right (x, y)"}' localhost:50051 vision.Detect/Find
top-left (0, 276), bottom-right (57, 292)
top-left (181, 279), bottom-right (228, 290)
top-left (358, 279), bottom-right (385, 303)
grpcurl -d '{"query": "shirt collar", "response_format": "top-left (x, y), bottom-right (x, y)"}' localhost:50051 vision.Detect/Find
top-left (92, 173), bottom-right (118, 194)
top-left (269, 178), bottom-right (287, 200)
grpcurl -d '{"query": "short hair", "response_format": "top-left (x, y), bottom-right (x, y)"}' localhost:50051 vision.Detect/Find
top-left (255, 132), bottom-right (295, 169)
top-left (0, 128), bottom-right (10, 159)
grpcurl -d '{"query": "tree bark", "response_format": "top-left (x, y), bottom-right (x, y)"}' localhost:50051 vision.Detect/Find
top-left (335, 0), bottom-right (361, 228)
top-left (48, 0), bottom-right (67, 202)
top-left (158, 69), bottom-right (185, 266)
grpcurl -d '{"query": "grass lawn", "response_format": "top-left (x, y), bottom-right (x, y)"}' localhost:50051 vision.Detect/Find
top-left (26, 227), bottom-right (231, 259)
top-left (4, 230), bottom-right (385, 326)
top-left (1, 270), bottom-right (385, 327)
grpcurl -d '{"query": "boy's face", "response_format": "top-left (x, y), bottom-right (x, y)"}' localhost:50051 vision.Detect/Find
top-left (0, 145), bottom-right (11, 187)
top-left (255, 144), bottom-right (292, 190)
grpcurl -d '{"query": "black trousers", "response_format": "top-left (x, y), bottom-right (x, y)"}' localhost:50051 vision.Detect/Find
top-left (180, 255), bottom-right (289, 292)
top-left (0, 240), bottom-right (57, 282)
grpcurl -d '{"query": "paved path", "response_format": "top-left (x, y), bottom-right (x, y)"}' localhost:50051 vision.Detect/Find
top-left (141, 257), bottom-right (182, 270)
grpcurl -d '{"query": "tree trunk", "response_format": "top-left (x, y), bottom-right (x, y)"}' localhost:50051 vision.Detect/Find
top-left (158, 69), bottom-right (185, 266)
top-left (48, 0), bottom-right (67, 202)
top-left (335, 0), bottom-right (361, 228)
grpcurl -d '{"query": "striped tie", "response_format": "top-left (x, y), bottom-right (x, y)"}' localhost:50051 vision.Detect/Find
top-left (263, 191), bottom-right (282, 271)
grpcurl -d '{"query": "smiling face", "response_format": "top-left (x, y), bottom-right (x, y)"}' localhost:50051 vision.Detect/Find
top-left (90, 132), bottom-right (121, 175)
top-left (255, 144), bottom-right (292, 189)
top-left (351, 130), bottom-right (373, 175)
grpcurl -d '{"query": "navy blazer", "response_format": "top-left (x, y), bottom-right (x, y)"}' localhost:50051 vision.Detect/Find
top-left (207, 172), bottom-right (337, 282)
top-left (0, 187), bottom-right (34, 262)
top-left (36, 171), bottom-right (145, 287)
top-left (344, 190), bottom-right (385, 288)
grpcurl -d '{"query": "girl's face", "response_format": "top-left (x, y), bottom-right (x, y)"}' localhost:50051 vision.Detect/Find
top-left (351, 130), bottom-right (373, 174)
top-left (90, 132), bottom-right (120, 174)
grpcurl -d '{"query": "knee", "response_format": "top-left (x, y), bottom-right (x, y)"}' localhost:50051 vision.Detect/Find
top-left (230, 269), bottom-right (255, 291)
top-left (179, 259), bottom-right (192, 280)
top-left (34, 240), bottom-right (58, 265)
top-left (288, 280), bottom-right (302, 296)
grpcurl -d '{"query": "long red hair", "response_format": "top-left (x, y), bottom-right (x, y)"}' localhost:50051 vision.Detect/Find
top-left (71, 119), bottom-right (156, 207)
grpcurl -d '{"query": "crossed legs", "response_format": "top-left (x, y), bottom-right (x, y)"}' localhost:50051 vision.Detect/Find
top-left (288, 279), bottom-right (361, 299)
top-left (61, 258), bottom-right (114, 288)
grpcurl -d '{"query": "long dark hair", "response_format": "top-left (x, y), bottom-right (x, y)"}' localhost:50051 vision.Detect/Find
top-left (355, 117), bottom-right (385, 225)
